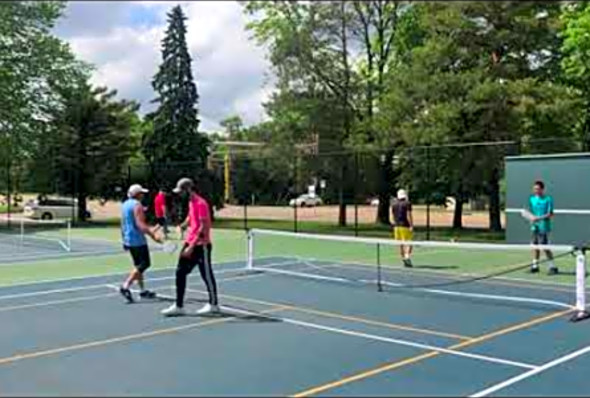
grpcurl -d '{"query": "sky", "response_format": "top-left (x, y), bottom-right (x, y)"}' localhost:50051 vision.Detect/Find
top-left (54, 1), bottom-right (274, 133)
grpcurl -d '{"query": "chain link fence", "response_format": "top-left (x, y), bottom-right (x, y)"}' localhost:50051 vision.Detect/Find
top-left (1, 137), bottom-right (583, 240)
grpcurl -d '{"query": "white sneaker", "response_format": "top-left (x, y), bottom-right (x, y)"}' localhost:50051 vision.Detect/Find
top-left (161, 304), bottom-right (186, 317)
top-left (196, 303), bottom-right (220, 315)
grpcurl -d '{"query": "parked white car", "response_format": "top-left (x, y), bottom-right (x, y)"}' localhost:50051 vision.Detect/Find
top-left (289, 194), bottom-right (323, 207)
top-left (24, 197), bottom-right (90, 220)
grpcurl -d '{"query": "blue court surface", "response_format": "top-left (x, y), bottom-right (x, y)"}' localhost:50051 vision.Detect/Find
top-left (0, 257), bottom-right (589, 396)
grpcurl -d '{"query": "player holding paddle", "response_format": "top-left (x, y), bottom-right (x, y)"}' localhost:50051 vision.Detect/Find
top-left (522, 180), bottom-right (557, 275)
top-left (162, 177), bottom-right (219, 316)
top-left (119, 184), bottom-right (164, 303)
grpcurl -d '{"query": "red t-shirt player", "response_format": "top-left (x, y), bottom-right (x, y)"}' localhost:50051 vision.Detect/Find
top-left (153, 188), bottom-right (169, 239)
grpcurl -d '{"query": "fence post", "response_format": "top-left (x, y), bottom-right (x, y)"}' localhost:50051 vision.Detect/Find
top-left (244, 201), bottom-right (248, 231)
top-left (354, 151), bottom-right (359, 237)
top-left (6, 161), bottom-right (10, 229)
top-left (293, 153), bottom-right (299, 233)
top-left (426, 144), bottom-right (431, 241)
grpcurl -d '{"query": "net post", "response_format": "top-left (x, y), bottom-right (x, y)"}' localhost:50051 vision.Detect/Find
top-left (377, 243), bottom-right (383, 292)
top-left (246, 229), bottom-right (254, 271)
top-left (572, 248), bottom-right (590, 322)
top-left (19, 218), bottom-right (24, 246)
top-left (66, 220), bottom-right (72, 252)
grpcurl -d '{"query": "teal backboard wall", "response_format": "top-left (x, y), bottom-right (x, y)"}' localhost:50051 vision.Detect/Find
top-left (505, 153), bottom-right (590, 245)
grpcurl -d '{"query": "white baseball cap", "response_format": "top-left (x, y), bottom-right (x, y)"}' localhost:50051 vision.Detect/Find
top-left (173, 177), bottom-right (194, 194)
top-left (397, 189), bottom-right (408, 200)
top-left (128, 184), bottom-right (148, 198)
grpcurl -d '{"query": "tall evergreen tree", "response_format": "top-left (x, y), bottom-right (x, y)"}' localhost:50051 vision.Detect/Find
top-left (142, 5), bottom-right (209, 168)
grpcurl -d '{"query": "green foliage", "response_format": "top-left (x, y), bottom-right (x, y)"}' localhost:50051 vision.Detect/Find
top-left (220, 116), bottom-right (245, 140)
top-left (142, 5), bottom-right (209, 166)
top-left (28, 81), bottom-right (139, 220)
top-left (372, 2), bottom-right (581, 229)
top-left (0, 0), bottom-right (88, 189)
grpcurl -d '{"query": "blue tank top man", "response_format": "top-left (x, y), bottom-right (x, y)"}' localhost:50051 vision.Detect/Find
top-left (122, 197), bottom-right (147, 248)
top-left (119, 184), bottom-right (162, 303)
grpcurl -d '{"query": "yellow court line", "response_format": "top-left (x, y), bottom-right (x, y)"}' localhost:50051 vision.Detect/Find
top-left (0, 305), bottom-right (288, 366)
top-left (186, 288), bottom-right (473, 341)
top-left (286, 306), bottom-right (473, 341)
top-left (291, 308), bottom-right (574, 397)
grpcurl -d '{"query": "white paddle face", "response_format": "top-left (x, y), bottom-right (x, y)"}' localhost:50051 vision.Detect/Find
top-left (162, 241), bottom-right (178, 254)
top-left (520, 209), bottom-right (535, 222)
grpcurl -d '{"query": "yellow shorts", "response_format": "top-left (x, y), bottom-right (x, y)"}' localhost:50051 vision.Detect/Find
top-left (394, 227), bottom-right (413, 241)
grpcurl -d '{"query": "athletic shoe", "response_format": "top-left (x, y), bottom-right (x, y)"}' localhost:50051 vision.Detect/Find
top-left (119, 286), bottom-right (134, 303)
top-left (530, 266), bottom-right (540, 274)
top-left (139, 290), bottom-right (157, 300)
top-left (548, 267), bottom-right (559, 276)
top-left (403, 258), bottom-right (413, 268)
top-left (196, 303), bottom-right (220, 315)
top-left (161, 304), bottom-right (186, 317)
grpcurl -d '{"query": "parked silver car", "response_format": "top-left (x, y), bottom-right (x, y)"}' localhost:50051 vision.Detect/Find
top-left (289, 194), bottom-right (323, 207)
top-left (24, 197), bottom-right (91, 220)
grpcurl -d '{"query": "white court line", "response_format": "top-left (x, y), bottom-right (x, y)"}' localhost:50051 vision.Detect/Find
top-left (0, 272), bottom-right (264, 313)
top-left (0, 268), bottom-right (541, 372)
top-left (184, 288), bottom-right (538, 371)
top-left (339, 260), bottom-right (576, 292)
top-left (0, 266), bottom-right (252, 301)
top-left (103, 272), bottom-right (270, 296)
top-left (253, 266), bottom-right (575, 310)
top-left (0, 293), bottom-right (120, 312)
top-left (375, 280), bottom-right (573, 310)
top-left (470, 345), bottom-right (590, 397)
top-left (0, 258), bottom-right (300, 301)
top-left (295, 255), bottom-right (578, 290)
top-left (0, 256), bottom-right (285, 290)
top-left (0, 250), bottom-right (130, 266)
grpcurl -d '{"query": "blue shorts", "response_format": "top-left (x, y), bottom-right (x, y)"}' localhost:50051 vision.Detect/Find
top-left (531, 231), bottom-right (549, 245)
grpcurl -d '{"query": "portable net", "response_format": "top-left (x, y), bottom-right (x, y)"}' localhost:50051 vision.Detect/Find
top-left (246, 229), bottom-right (589, 321)
top-left (0, 219), bottom-right (71, 253)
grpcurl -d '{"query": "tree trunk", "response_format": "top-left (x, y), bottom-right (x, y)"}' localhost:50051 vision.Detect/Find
top-left (488, 167), bottom-right (502, 232)
top-left (377, 149), bottom-right (395, 225)
top-left (338, 2), bottom-right (350, 228)
top-left (77, 191), bottom-right (88, 222)
top-left (453, 196), bottom-right (464, 230)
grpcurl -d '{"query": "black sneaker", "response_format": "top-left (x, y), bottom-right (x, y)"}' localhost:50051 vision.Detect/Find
top-left (139, 290), bottom-right (157, 299)
top-left (403, 259), bottom-right (413, 268)
top-left (530, 267), bottom-right (540, 274)
top-left (548, 268), bottom-right (559, 276)
top-left (119, 286), bottom-right (134, 303)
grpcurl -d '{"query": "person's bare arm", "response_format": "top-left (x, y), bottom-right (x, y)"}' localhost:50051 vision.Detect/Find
top-left (133, 205), bottom-right (161, 243)
top-left (408, 209), bottom-right (414, 231)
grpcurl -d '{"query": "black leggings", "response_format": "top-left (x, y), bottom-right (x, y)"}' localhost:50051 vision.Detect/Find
top-left (176, 244), bottom-right (218, 308)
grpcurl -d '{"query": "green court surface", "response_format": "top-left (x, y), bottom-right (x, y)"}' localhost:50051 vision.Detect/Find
top-left (0, 224), bottom-right (588, 396)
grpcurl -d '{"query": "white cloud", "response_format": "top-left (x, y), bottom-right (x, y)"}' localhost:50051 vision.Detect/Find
top-left (55, 1), bottom-right (274, 132)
